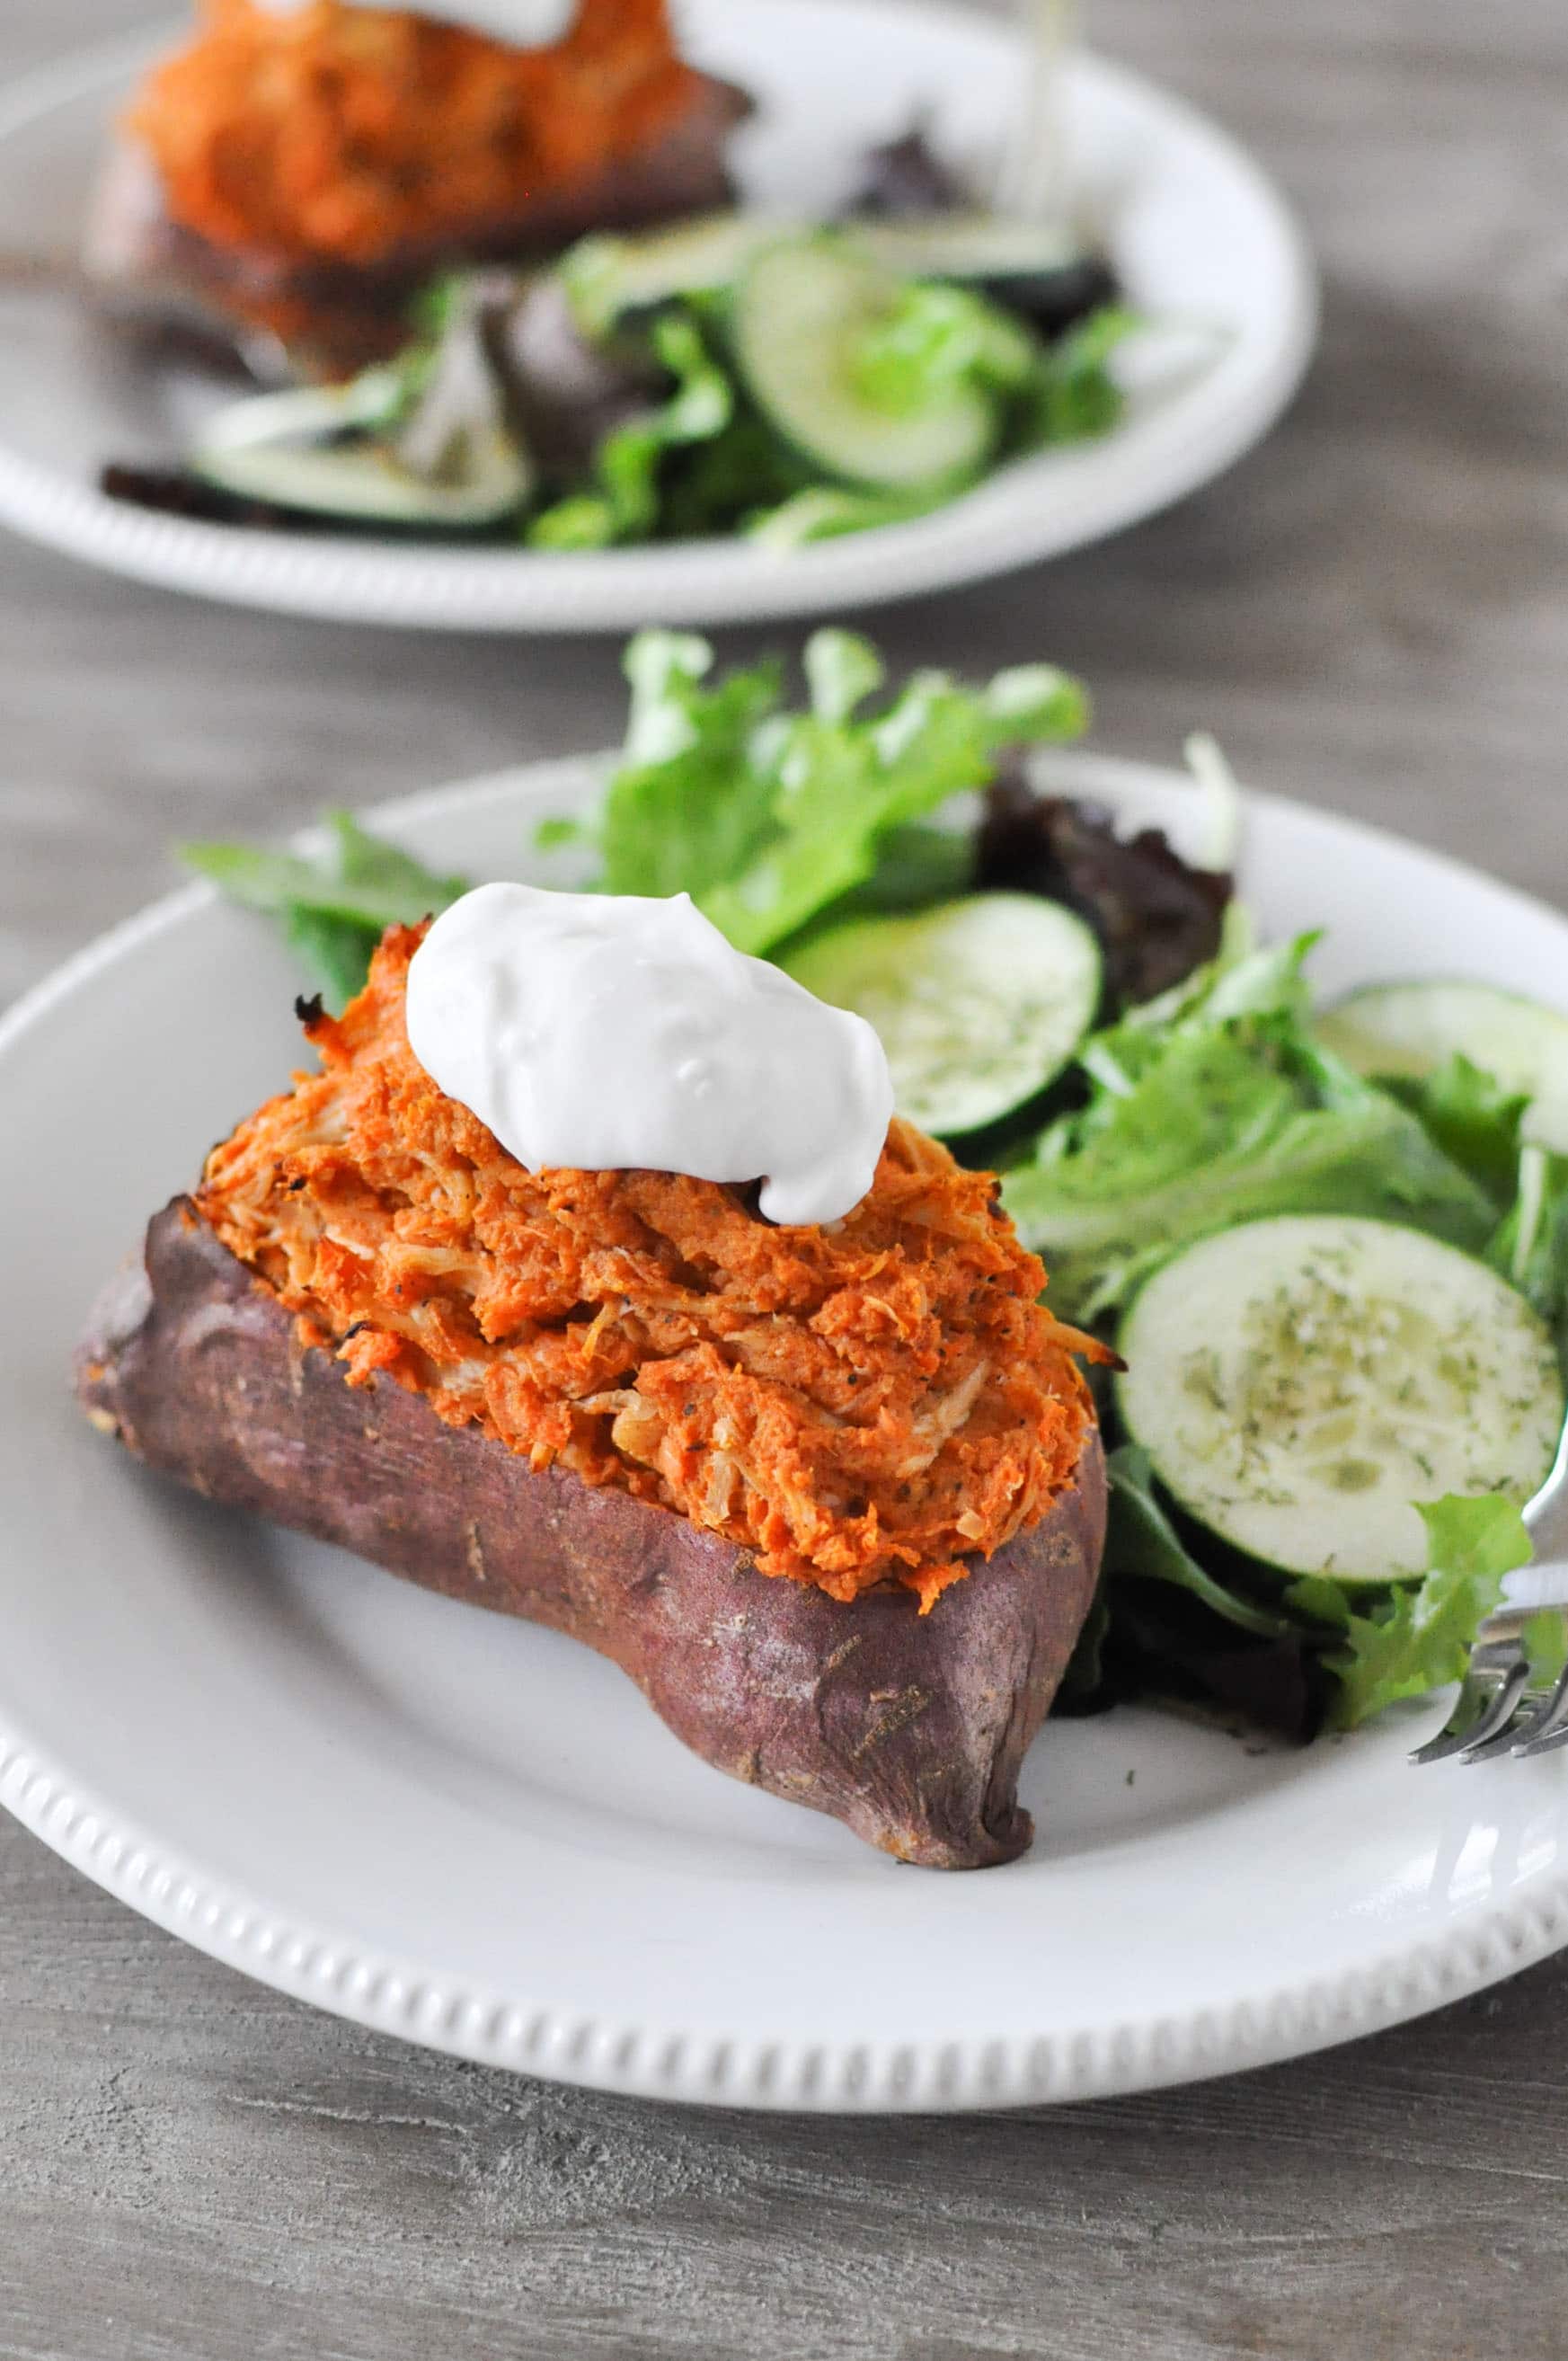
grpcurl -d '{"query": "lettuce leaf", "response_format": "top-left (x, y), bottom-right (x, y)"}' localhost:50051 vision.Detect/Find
top-left (1072, 1449), bottom-right (1557, 1739)
top-left (748, 482), bottom-right (947, 550)
top-left (1090, 1463), bottom-right (1551, 1740)
top-left (598, 633), bottom-right (784, 903)
top-left (975, 763), bottom-right (1233, 1008)
top-left (849, 280), bottom-right (1037, 415)
top-left (1002, 939), bottom-right (1495, 1321)
top-left (1382, 1053), bottom-right (1528, 1204)
top-left (280, 909), bottom-right (384, 1007)
top-left (592, 627), bottom-right (1089, 956)
top-left (181, 812), bottom-right (467, 1005)
top-left (527, 311), bottom-right (732, 550)
top-left (1025, 306), bottom-right (1138, 446)
top-left (1104, 1446), bottom-right (1303, 1639)
top-left (177, 629), bottom-right (1092, 1000)
top-left (1323, 1496), bottom-right (1534, 1729)
top-left (810, 821), bottom-right (975, 917)
top-left (660, 413), bottom-right (806, 540)
top-left (1488, 1143), bottom-right (1568, 1347)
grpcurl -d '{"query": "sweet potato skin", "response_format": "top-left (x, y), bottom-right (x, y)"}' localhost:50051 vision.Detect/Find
top-left (77, 1203), bottom-right (1107, 1869)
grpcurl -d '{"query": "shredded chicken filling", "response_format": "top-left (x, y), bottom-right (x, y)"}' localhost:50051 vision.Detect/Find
top-left (130, 0), bottom-right (704, 267)
top-left (199, 927), bottom-right (1101, 1607)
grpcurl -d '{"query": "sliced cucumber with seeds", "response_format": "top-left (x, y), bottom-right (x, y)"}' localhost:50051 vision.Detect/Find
top-left (731, 239), bottom-right (997, 492)
top-left (193, 375), bottom-right (532, 527)
top-left (1116, 1214), bottom-right (1564, 1584)
top-left (782, 893), bottom-right (1100, 1138)
top-left (1319, 980), bottom-right (1568, 1150)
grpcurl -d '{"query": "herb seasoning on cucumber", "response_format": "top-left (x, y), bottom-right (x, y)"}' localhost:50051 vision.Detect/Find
top-left (1116, 1216), bottom-right (1564, 1582)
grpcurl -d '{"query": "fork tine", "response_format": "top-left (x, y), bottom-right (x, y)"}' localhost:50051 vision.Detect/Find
top-left (1458, 1660), bottom-right (1545, 1761)
top-left (1510, 1658), bottom-right (1568, 1756)
top-left (1410, 1701), bottom-right (1494, 1766)
top-left (1409, 1438), bottom-right (1568, 1770)
top-left (1410, 1698), bottom-right (1493, 1763)
top-left (1410, 1649), bottom-right (1534, 1765)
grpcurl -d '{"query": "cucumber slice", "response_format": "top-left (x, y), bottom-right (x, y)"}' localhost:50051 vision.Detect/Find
top-left (193, 376), bottom-right (532, 527)
top-left (781, 893), bottom-right (1101, 1137)
top-left (854, 219), bottom-right (1117, 340)
top-left (1116, 1214), bottom-right (1564, 1583)
top-left (853, 214), bottom-right (1081, 283)
top-left (561, 214), bottom-right (785, 335)
top-left (558, 209), bottom-right (1096, 338)
top-left (1319, 980), bottom-right (1568, 1149)
top-left (199, 370), bottom-right (409, 452)
top-left (731, 239), bottom-right (997, 492)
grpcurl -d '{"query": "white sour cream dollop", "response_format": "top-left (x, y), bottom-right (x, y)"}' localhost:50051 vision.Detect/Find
top-left (404, 883), bottom-right (896, 1226)
top-left (254, 0), bottom-right (579, 46)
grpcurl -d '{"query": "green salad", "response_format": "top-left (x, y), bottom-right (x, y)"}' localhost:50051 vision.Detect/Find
top-left (103, 211), bottom-right (1135, 551)
top-left (183, 626), bottom-right (1568, 1740)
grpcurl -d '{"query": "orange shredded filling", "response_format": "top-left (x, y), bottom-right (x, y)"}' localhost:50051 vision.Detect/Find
top-left (129, 0), bottom-right (703, 266)
top-left (198, 928), bottom-right (1104, 1609)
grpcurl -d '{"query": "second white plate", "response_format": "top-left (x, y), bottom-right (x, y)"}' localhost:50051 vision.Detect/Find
top-left (0, 0), bottom-right (1316, 631)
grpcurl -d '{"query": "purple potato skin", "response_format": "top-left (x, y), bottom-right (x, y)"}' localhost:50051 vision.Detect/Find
top-left (77, 1202), bottom-right (1107, 1870)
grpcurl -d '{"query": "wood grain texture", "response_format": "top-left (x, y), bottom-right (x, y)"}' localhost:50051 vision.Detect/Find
top-left (4, 1), bottom-right (1568, 2353)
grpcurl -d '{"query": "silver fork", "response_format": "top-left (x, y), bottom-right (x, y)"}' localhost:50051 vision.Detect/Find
top-left (1411, 1416), bottom-right (1568, 1764)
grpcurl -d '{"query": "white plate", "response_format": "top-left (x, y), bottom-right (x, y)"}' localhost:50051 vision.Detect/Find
top-left (0, 1), bottom-right (1316, 632)
top-left (4, 750), bottom-right (1568, 2113)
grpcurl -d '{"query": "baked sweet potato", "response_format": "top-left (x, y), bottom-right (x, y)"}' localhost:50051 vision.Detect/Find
top-left (84, 73), bottom-right (750, 377)
top-left (78, 1201), bottom-right (1106, 1870)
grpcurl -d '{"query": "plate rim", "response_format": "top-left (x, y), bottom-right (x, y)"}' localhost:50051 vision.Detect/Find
top-left (0, 2), bottom-right (1319, 632)
top-left (4, 747), bottom-right (1568, 2114)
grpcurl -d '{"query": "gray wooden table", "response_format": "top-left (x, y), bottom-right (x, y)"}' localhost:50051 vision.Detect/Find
top-left (4, 3), bottom-right (1568, 2354)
